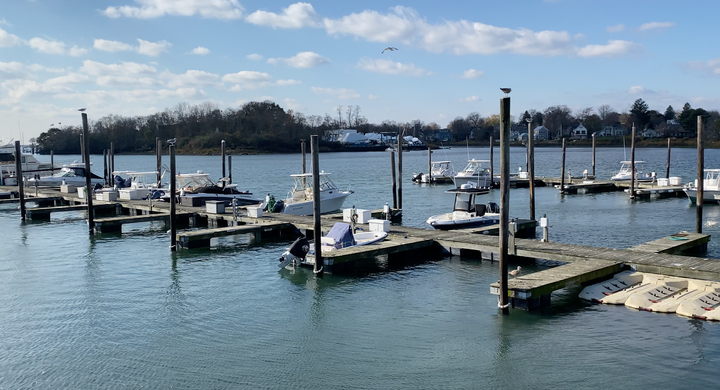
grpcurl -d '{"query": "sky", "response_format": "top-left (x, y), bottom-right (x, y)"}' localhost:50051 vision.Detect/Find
top-left (1, 0), bottom-right (720, 143)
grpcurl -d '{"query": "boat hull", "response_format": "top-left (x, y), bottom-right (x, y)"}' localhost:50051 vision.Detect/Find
top-left (282, 192), bottom-right (351, 215)
top-left (684, 188), bottom-right (720, 204)
top-left (427, 214), bottom-right (500, 230)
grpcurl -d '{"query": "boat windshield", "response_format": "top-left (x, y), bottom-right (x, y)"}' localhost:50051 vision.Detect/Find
top-left (463, 160), bottom-right (490, 174)
top-left (292, 174), bottom-right (337, 192)
top-left (52, 168), bottom-right (82, 177)
top-left (177, 173), bottom-right (215, 189)
top-left (453, 193), bottom-right (474, 212)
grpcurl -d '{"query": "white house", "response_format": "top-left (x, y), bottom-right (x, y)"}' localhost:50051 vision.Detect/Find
top-left (534, 126), bottom-right (549, 140)
top-left (641, 129), bottom-right (660, 138)
top-left (572, 123), bottom-right (588, 139)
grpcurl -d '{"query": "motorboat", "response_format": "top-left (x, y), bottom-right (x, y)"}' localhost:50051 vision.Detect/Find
top-left (266, 172), bottom-right (352, 216)
top-left (1, 152), bottom-right (63, 182)
top-left (453, 159), bottom-right (492, 188)
top-left (278, 222), bottom-right (387, 268)
top-left (610, 161), bottom-right (655, 181)
top-left (162, 171), bottom-right (261, 206)
top-left (113, 171), bottom-right (163, 200)
top-left (426, 183), bottom-right (500, 230)
top-left (685, 169), bottom-right (720, 204)
top-left (25, 165), bottom-right (104, 187)
top-left (412, 160), bottom-right (456, 184)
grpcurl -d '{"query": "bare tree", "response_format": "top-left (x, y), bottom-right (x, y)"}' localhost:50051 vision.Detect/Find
top-left (575, 107), bottom-right (594, 122)
top-left (598, 104), bottom-right (614, 125)
top-left (335, 105), bottom-right (344, 129)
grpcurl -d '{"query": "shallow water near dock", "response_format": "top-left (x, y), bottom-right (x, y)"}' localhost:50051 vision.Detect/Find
top-left (2, 146), bottom-right (720, 389)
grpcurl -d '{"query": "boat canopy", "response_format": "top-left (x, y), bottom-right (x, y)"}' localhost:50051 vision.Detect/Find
top-left (325, 223), bottom-right (356, 249)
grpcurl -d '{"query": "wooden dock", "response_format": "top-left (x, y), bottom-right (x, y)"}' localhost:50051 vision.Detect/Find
top-left (94, 212), bottom-right (194, 233)
top-left (176, 220), bottom-right (295, 249)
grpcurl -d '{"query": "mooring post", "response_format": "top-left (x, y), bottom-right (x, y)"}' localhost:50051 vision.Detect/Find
top-left (81, 114), bottom-right (94, 235)
top-left (169, 142), bottom-right (177, 251)
top-left (697, 116), bottom-right (704, 233)
top-left (630, 125), bottom-right (636, 200)
top-left (666, 138), bottom-right (671, 179)
top-left (110, 142), bottom-right (114, 182)
top-left (489, 136), bottom-right (494, 187)
top-left (560, 138), bottom-right (566, 194)
top-left (390, 151), bottom-right (397, 209)
top-left (80, 133), bottom-right (85, 164)
top-left (397, 134), bottom-right (403, 209)
top-left (541, 214), bottom-right (549, 242)
top-left (301, 139), bottom-right (306, 188)
top-left (427, 147), bottom-right (432, 184)
top-left (592, 133), bottom-right (596, 178)
top-left (499, 96), bottom-right (511, 314)
top-left (50, 150), bottom-right (55, 175)
top-left (14, 141), bottom-right (26, 221)
top-left (311, 135), bottom-right (323, 276)
top-left (156, 137), bottom-right (162, 187)
top-left (103, 149), bottom-right (108, 185)
top-left (527, 120), bottom-right (535, 221)
top-left (228, 156), bottom-right (232, 185)
top-left (221, 140), bottom-right (226, 188)
top-left (509, 220), bottom-right (517, 255)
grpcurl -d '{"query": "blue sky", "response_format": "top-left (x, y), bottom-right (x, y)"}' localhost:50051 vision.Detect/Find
top-left (1, 0), bottom-right (719, 143)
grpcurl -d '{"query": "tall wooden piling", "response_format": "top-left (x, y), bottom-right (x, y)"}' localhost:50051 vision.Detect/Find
top-left (103, 149), bottom-right (108, 185)
top-left (666, 138), bottom-right (671, 179)
top-left (390, 151), bottom-right (397, 209)
top-left (527, 121), bottom-right (535, 221)
top-left (630, 125), bottom-right (636, 200)
top-left (156, 138), bottom-right (162, 187)
top-left (81, 113), bottom-right (94, 234)
top-left (80, 133), bottom-right (85, 164)
top-left (489, 136), bottom-right (494, 187)
top-left (301, 139), bottom-right (306, 188)
top-left (592, 133), bottom-right (596, 177)
top-left (50, 150), bottom-right (55, 175)
top-left (221, 140), bottom-right (226, 187)
top-left (499, 96), bottom-right (511, 314)
top-left (311, 135), bottom-right (323, 276)
top-left (14, 141), bottom-right (26, 221)
top-left (228, 156), bottom-right (232, 184)
top-left (697, 116), bottom-right (704, 233)
top-left (397, 134), bottom-right (403, 209)
top-left (427, 147), bottom-right (432, 184)
top-left (110, 142), bottom-right (114, 182)
top-left (169, 143), bottom-right (177, 251)
top-left (560, 138), bottom-right (566, 194)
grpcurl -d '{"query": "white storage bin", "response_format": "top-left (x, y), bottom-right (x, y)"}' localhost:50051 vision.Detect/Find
top-left (206, 200), bottom-right (225, 214)
top-left (343, 208), bottom-right (371, 223)
top-left (96, 191), bottom-right (118, 201)
top-left (368, 219), bottom-right (390, 233)
top-left (77, 187), bottom-right (86, 199)
top-left (247, 206), bottom-right (263, 218)
top-left (669, 177), bottom-right (681, 186)
top-left (60, 184), bottom-right (76, 193)
top-left (657, 178), bottom-right (669, 187)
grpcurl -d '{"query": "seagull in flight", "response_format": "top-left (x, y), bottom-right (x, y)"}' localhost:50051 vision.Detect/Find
top-left (382, 47), bottom-right (398, 54)
top-left (78, 108), bottom-right (86, 112)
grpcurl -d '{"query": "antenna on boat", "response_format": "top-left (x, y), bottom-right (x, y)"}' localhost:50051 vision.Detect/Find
top-left (623, 133), bottom-right (627, 161)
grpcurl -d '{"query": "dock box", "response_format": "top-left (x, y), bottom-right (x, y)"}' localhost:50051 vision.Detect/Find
top-left (180, 196), bottom-right (203, 207)
top-left (96, 191), bottom-right (118, 201)
top-left (206, 200), bottom-right (225, 214)
top-left (77, 187), bottom-right (86, 199)
top-left (247, 206), bottom-right (263, 218)
top-left (119, 188), bottom-right (145, 200)
top-left (669, 177), bottom-right (681, 186)
top-left (343, 208), bottom-right (371, 224)
top-left (368, 219), bottom-right (390, 233)
top-left (657, 178), bottom-right (669, 187)
top-left (60, 184), bottom-right (76, 194)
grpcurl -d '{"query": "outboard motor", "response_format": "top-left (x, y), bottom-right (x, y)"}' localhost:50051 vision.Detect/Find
top-left (487, 202), bottom-right (500, 214)
top-left (412, 172), bottom-right (424, 183)
top-left (278, 236), bottom-right (310, 267)
top-left (271, 199), bottom-right (285, 213)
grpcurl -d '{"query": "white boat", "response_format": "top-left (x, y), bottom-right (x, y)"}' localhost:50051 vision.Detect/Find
top-left (675, 283), bottom-right (720, 321)
top-left (268, 172), bottom-right (352, 216)
top-left (113, 171), bottom-right (162, 200)
top-left (610, 161), bottom-right (655, 181)
top-left (1, 152), bottom-right (63, 182)
top-left (624, 278), bottom-right (689, 312)
top-left (685, 169), bottom-right (720, 204)
top-left (25, 165), bottom-right (104, 187)
top-left (453, 159), bottom-right (492, 188)
top-left (412, 161), bottom-right (456, 184)
top-left (278, 222), bottom-right (387, 268)
top-left (578, 270), bottom-right (645, 302)
top-left (426, 183), bottom-right (500, 230)
top-left (162, 171), bottom-right (261, 206)
top-left (594, 273), bottom-right (672, 305)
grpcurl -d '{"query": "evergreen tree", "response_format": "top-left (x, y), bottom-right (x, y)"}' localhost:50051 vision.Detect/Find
top-left (629, 98), bottom-right (650, 129)
top-left (663, 105), bottom-right (676, 121)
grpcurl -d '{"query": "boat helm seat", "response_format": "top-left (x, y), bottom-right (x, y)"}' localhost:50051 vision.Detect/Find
top-left (475, 204), bottom-right (486, 216)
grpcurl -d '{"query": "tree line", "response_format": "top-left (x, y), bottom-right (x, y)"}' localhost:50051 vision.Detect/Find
top-left (35, 98), bottom-right (720, 154)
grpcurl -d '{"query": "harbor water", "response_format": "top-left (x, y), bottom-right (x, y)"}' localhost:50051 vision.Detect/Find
top-left (2, 146), bottom-right (720, 389)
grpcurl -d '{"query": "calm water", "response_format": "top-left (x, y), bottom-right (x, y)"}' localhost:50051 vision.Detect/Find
top-left (2, 146), bottom-right (720, 389)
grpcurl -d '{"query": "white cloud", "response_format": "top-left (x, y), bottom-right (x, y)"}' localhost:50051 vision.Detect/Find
top-left (577, 40), bottom-right (639, 58)
top-left (163, 70), bottom-right (220, 88)
top-left (324, 6), bottom-right (418, 44)
top-left (136, 39), bottom-right (171, 56)
top-left (276, 79), bottom-right (301, 86)
top-left (461, 69), bottom-right (484, 79)
top-left (247, 53), bottom-right (263, 61)
top-left (45, 73), bottom-right (91, 86)
top-left (283, 97), bottom-right (305, 111)
top-left (368, 94), bottom-right (379, 99)
top-left (0, 26), bottom-right (22, 47)
top-left (246, 2), bottom-right (319, 28)
top-left (191, 46), bottom-right (210, 55)
top-left (222, 71), bottom-right (273, 90)
top-left (94, 39), bottom-right (134, 52)
top-left (0, 61), bottom-right (27, 78)
top-left (638, 22), bottom-right (676, 32)
top-left (68, 46), bottom-right (88, 57)
top-left (457, 96), bottom-right (479, 102)
top-left (687, 58), bottom-right (720, 75)
top-left (102, 0), bottom-right (243, 20)
top-left (607, 24), bottom-right (625, 33)
top-left (28, 37), bottom-right (66, 55)
top-left (357, 58), bottom-right (432, 76)
top-left (80, 60), bottom-right (159, 87)
top-left (311, 87), bottom-right (360, 99)
top-left (267, 51), bottom-right (329, 68)
top-left (629, 86), bottom-right (646, 94)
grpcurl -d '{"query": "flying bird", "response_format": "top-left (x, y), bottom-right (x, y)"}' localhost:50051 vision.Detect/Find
top-left (508, 266), bottom-right (522, 278)
top-left (78, 108), bottom-right (86, 112)
top-left (500, 88), bottom-right (512, 96)
top-left (381, 47), bottom-right (398, 54)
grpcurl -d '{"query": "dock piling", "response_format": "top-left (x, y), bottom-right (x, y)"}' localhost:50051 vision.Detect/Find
top-left (697, 116), bottom-right (704, 233)
top-left (301, 139), bottom-right (306, 188)
top-left (103, 149), bottom-right (108, 185)
top-left (499, 96), bottom-right (511, 314)
top-left (540, 214), bottom-right (549, 242)
top-left (170, 142), bottom-right (177, 251)
top-left (666, 138), bottom-right (671, 179)
top-left (527, 120), bottom-right (535, 221)
top-left (560, 138), bottom-right (566, 194)
top-left (50, 150), bottom-right (55, 175)
top-left (427, 147), bottom-right (432, 184)
top-left (390, 151), bottom-right (397, 209)
top-left (81, 113), bottom-right (94, 234)
top-left (14, 141), bottom-right (26, 221)
top-left (630, 125), bottom-right (636, 200)
top-left (228, 156), bottom-right (232, 185)
top-left (311, 135), bottom-right (323, 276)
top-left (110, 142), bottom-right (114, 182)
top-left (592, 133), bottom-right (596, 177)
top-left (221, 140), bottom-right (226, 187)
top-left (156, 138), bottom-right (162, 187)
top-left (397, 133), bottom-right (403, 209)
top-left (489, 136), bottom-right (494, 187)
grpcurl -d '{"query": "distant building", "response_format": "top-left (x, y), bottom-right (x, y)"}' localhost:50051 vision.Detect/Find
top-left (534, 126), bottom-right (549, 141)
top-left (641, 129), bottom-right (660, 138)
top-left (596, 125), bottom-right (625, 137)
top-left (572, 123), bottom-right (588, 139)
top-left (324, 129), bottom-right (358, 142)
top-left (425, 129), bottom-right (452, 142)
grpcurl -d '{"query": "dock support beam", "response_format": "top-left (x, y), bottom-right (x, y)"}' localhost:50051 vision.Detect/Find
top-left (499, 96), bottom-right (511, 314)
top-left (560, 138), bottom-right (566, 194)
top-left (630, 125), bottom-right (636, 200)
top-left (170, 143), bottom-right (177, 251)
top-left (697, 116), bottom-right (704, 233)
top-left (311, 135), bottom-right (323, 276)
top-left (390, 151), bottom-right (397, 209)
top-left (14, 141), bottom-right (26, 221)
top-left (527, 120), bottom-right (535, 221)
top-left (81, 113), bottom-right (94, 235)
top-left (397, 134), bottom-right (403, 209)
